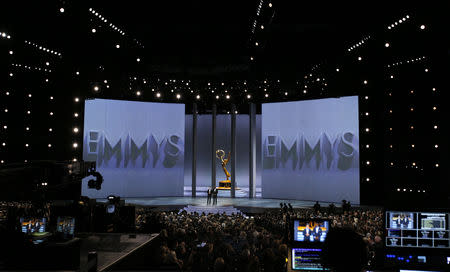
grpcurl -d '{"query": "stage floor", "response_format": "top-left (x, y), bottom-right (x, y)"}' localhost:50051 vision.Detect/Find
top-left (103, 196), bottom-right (351, 209)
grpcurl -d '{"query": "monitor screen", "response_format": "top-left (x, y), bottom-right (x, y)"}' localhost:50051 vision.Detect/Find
top-left (386, 211), bottom-right (450, 249)
top-left (56, 216), bottom-right (75, 238)
top-left (294, 220), bottom-right (329, 243)
top-left (20, 217), bottom-right (47, 234)
top-left (292, 248), bottom-right (329, 270)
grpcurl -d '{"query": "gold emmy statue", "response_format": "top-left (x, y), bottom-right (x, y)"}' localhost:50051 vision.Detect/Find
top-left (216, 149), bottom-right (232, 190)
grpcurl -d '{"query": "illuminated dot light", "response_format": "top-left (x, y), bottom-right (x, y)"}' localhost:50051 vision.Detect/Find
top-left (75, 97), bottom-right (79, 102)
top-left (73, 127), bottom-right (79, 133)
top-left (93, 86), bottom-right (99, 91)
top-left (73, 143), bottom-right (78, 148)
top-left (59, 7), bottom-right (65, 13)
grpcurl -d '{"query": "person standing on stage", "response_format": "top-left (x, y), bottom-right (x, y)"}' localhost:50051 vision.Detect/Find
top-left (213, 187), bottom-right (218, 205)
top-left (207, 187), bottom-right (212, 205)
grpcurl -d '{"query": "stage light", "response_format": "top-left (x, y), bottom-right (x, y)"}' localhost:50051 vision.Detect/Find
top-left (247, 94), bottom-right (251, 99)
top-left (196, 95), bottom-right (200, 100)
top-left (250, 56), bottom-right (254, 61)
top-left (73, 127), bottom-right (79, 133)
top-left (432, 106), bottom-right (437, 110)
top-left (365, 96), bottom-right (368, 100)
top-left (225, 95), bottom-right (230, 99)
top-left (261, 25), bottom-right (264, 29)
top-left (0, 160), bottom-right (3, 163)
top-left (136, 91), bottom-right (141, 96)
top-left (176, 94), bottom-right (181, 99)
top-left (156, 92), bottom-right (161, 98)
top-left (25, 144), bottom-right (29, 147)
top-left (385, 42), bottom-right (390, 47)
top-left (255, 42), bottom-right (259, 46)
top-left (390, 75), bottom-right (394, 79)
top-left (73, 158), bottom-right (77, 162)
top-left (397, 188), bottom-right (400, 191)
top-left (50, 112), bottom-right (54, 116)
top-left (365, 128), bottom-right (370, 132)
top-left (284, 92), bottom-right (288, 96)
top-left (75, 97), bottom-right (79, 102)
top-left (432, 87), bottom-right (436, 91)
top-left (434, 144), bottom-right (438, 148)
top-left (425, 68), bottom-right (429, 72)
top-left (74, 113), bottom-right (79, 117)
top-left (358, 57), bottom-right (362, 61)
top-left (410, 107), bottom-right (414, 111)
top-left (73, 143), bottom-right (78, 148)
top-left (28, 94), bottom-right (32, 98)
top-left (116, 44), bottom-right (120, 49)
top-left (303, 90), bottom-right (307, 94)
top-left (48, 144), bottom-right (52, 148)
top-left (433, 125), bottom-right (438, 129)
top-left (435, 163), bottom-right (439, 167)
top-left (365, 112), bottom-right (369, 116)
top-left (420, 25), bottom-right (426, 30)
top-left (137, 58), bottom-right (140, 62)
top-left (60, 7), bottom-right (65, 13)
top-left (412, 162), bottom-right (416, 166)
top-left (27, 110), bottom-right (31, 114)
top-left (365, 144), bottom-right (369, 148)
top-left (49, 128), bottom-right (52, 132)
top-left (26, 127), bottom-right (30, 131)
top-left (389, 145), bottom-right (393, 149)
top-left (93, 86), bottom-right (99, 91)
top-left (363, 80), bottom-right (368, 84)
top-left (9, 50), bottom-right (13, 55)
top-left (265, 93), bottom-right (269, 98)
top-left (366, 178), bottom-right (370, 182)
top-left (4, 109), bottom-right (7, 113)
top-left (411, 144), bottom-right (415, 148)
top-left (366, 161), bottom-right (370, 165)
top-left (92, 28), bottom-right (96, 33)
top-left (391, 162), bottom-right (394, 166)
top-left (9, 73), bottom-right (13, 77)
top-left (336, 68), bottom-right (340, 72)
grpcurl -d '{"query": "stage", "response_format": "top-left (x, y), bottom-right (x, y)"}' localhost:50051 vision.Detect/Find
top-left (96, 196), bottom-right (366, 211)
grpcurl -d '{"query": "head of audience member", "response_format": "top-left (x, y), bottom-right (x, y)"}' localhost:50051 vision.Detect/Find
top-left (321, 227), bottom-right (368, 272)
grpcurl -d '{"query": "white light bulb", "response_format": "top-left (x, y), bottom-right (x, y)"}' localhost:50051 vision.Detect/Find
top-left (73, 143), bottom-right (78, 148)
top-left (92, 28), bottom-right (96, 33)
top-left (73, 127), bottom-right (79, 133)
top-left (59, 7), bottom-right (65, 13)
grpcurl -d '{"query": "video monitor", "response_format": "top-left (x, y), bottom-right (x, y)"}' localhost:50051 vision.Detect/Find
top-left (294, 219), bottom-right (329, 243)
top-left (56, 217), bottom-right (75, 239)
top-left (20, 217), bottom-right (47, 234)
top-left (292, 248), bottom-right (329, 271)
top-left (386, 211), bottom-right (450, 249)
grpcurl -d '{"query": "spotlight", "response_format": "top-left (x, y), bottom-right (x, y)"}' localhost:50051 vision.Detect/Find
top-left (74, 113), bottom-right (79, 117)
top-left (116, 44), bottom-right (120, 49)
top-left (247, 94), bottom-right (251, 99)
top-left (136, 58), bottom-right (140, 62)
top-left (93, 86), bottom-right (99, 91)
top-left (385, 42), bottom-right (390, 47)
top-left (92, 28), bottom-right (96, 33)
top-left (73, 143), bottom-right (78, 148)
top-left (196, 95), bottom-right (200, 100)
top-left (420, 25), bottom-right (425, 30)
top-left (73, 127), bottom-right (79, 133)
top-left (176, 94), bottom-right (181, 99)
top-left (75, 97), bottom-right (79, 102)
top-left (59, 7), bottom-right (65, 13)
top-left (156, 92), bottom-right (161, 98)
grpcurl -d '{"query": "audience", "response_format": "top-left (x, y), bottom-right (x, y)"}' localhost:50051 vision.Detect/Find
top-left (136, 203), bottom-right (383, 271)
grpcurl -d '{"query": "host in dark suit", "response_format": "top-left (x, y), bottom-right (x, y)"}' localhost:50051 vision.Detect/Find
top-left (313, 226), bottom-right (322, 241)
top-left (303, 223), bottom-right (312, 241)
top-left (207, 187), bottom-right (212, 205)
